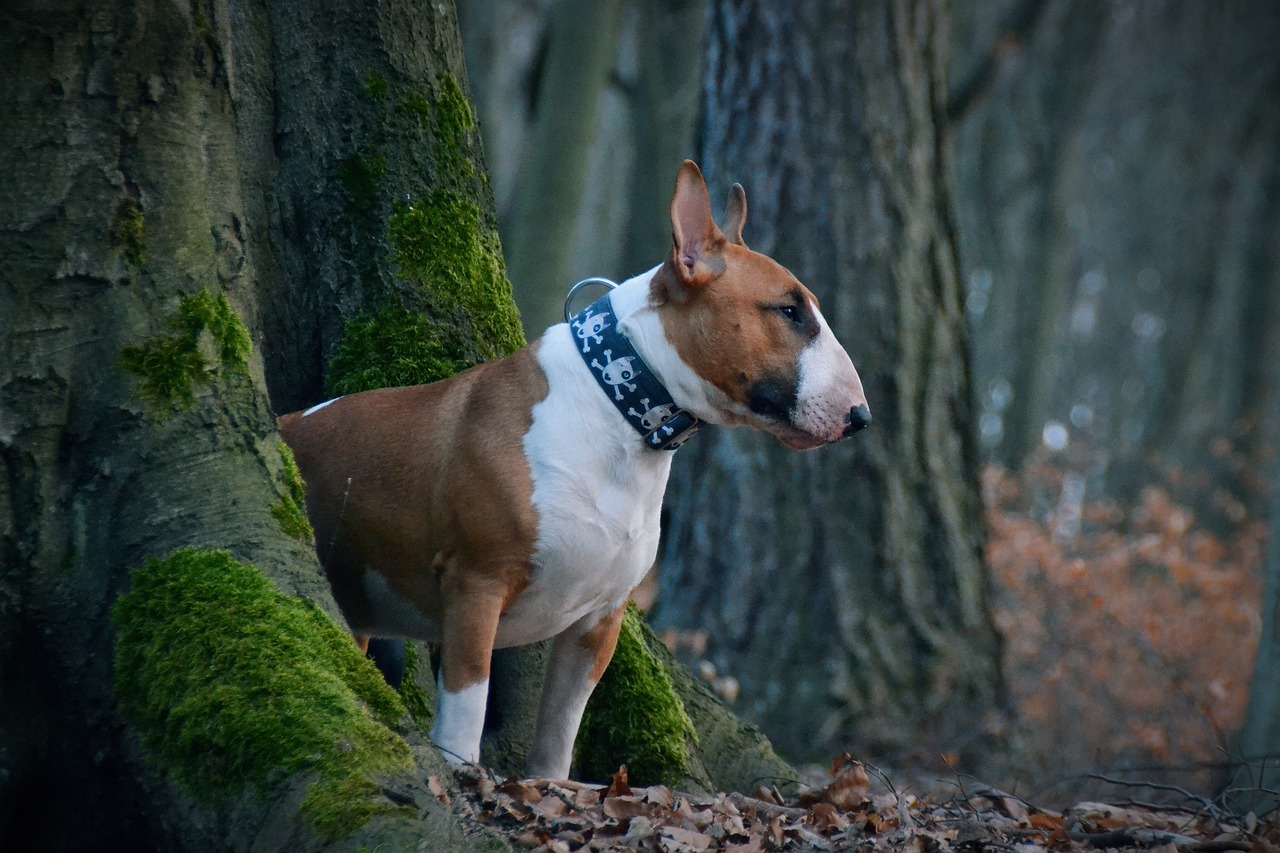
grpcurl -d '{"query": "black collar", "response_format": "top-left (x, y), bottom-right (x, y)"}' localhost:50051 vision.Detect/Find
top-left (568, 292), bottom-right (701, 451)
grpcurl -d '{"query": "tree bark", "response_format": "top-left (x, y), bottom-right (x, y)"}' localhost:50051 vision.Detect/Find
top-left (656, 0), bottom-right (1003, 766)
top-left (0, 0), bottom-right (503, 848)
top-left (1, 4), bottom-right (794, 846)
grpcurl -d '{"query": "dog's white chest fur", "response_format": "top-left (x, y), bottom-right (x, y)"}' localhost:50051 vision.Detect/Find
top-left (495, 317), bottom-right (673, 648)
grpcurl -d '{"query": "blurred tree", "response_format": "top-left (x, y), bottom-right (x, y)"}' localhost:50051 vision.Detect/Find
top-left (457, 0), bottom-right (705, 335)
top-left (950, 1), bottom-right (1280, 518)
top-left (655, 0), bottom-right (1004, 765)
top-left (1233, 460), bottom-right (1280, 814)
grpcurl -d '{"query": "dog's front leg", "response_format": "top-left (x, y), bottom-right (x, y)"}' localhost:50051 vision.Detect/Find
top-left (525, 603), bottom-right (626, 779)
top-left (429, 580), bottom-right (505, 767)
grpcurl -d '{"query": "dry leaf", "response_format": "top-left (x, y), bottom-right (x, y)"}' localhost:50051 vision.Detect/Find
top-left (603, 795), bottom-right (651, 821)
top-left (427, 775), bottom-right (450, 804)
top-left (809, 801), bottom-right (850, 831)
top-left (817, 759), bottom-right (871, 811)
top-left (607, 765), bottom-right (631, 798)
top-left (659, 824), bottom-right (713, 852)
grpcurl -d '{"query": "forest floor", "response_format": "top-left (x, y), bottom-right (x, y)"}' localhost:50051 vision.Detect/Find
top-left (439, 454), bottom-right (1275, 851)
top-left (435, 758), bottom-right (1275, 852)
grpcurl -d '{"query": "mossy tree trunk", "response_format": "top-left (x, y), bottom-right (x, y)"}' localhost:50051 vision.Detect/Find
top-left (0, 1), bottom-right (499, 849)
top-left (0, 2), bottom-right (792, 848)
top-left (657, 0), bottom-right (1005, 767)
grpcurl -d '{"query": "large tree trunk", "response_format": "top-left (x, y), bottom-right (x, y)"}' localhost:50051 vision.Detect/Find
top-left (656, 0), bottom-right (1004, 766)
top-left (0, 1), bottom-right (503, 849)
top-left (950, 1), bottom-right (1280, 516)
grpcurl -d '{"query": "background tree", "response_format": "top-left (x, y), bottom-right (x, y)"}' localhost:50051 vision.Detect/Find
top-left (456, 0), bottom-right (706, 334)
top-left (653, 0), bottom-right (1004, 766)
top-left (949, 0), bottom-right (1280, 517)
top-left (1233, 458), bottom-right (1280, 814)
top-left (950, 0), bottom-right (1280, 792)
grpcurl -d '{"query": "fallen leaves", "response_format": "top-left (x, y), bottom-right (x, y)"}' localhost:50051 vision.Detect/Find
top-left (434, 763), bottom-right (1268, 852)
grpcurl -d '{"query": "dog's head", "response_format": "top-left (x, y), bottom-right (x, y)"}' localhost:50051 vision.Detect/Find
top-left (645, 161), bottom-right (870, 450)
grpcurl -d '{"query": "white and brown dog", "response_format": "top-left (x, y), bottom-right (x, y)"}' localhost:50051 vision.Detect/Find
top-left (280, 161), bottom-right (869, 779)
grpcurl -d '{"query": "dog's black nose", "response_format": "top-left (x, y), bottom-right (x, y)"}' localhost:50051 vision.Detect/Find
top-left (844, 404), bottom-right (872, 436)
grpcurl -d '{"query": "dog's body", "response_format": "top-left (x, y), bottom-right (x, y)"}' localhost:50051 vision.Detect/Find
top-left (280, 162), bottom-right (869, 779)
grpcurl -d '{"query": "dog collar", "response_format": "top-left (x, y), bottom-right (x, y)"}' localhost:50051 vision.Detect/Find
top-left (568, 290), bottom-right (701, 451)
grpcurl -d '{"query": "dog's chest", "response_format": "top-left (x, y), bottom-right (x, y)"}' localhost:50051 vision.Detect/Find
top-left (494, 330), bottom-right (674, 647)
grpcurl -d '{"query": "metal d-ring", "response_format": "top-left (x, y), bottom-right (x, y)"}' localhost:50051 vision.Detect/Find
top-left (564, 276), bottom-right (619, 323)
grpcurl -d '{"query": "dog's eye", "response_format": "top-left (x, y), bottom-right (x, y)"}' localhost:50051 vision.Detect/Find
top-left (775, 304), bottom-right (801, 323)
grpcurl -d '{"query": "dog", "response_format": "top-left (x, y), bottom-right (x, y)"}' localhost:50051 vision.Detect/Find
top-left (279, 161), bottom-right (870, 779)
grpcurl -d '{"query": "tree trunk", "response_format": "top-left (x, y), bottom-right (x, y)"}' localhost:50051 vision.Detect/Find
top-left (950, 1), bottom-right (1280, 516)
top-left (0, 0), bottom-right (504, 848)
top-left (656, 0), bottom-right (1004, 766)
top-left (495, 0), bottom-right (627, 336)
top-left (1232, 458), bottom-right (1280, 814)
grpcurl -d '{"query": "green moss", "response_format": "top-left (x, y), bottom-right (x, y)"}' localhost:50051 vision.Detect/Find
top-left (326, 301), bottom-right (470, 396)
top-left (388, 192), bottom-right (525, 359)
top-left (270, 443), bottom-right (314, 543)
top-left (113, 198), bottom-right (147, 267)
top-left (120, 289), bottom-right (251, 413)
top-left (113, 548), bottom-right (413, 842)
top-left (399, 642), bottom-right (434, 730)
top-left (575, 605), bottom-right (696, 787)
top-left (431, 74), bottom-right (476, 181)
top-left (364, 69), bottom-right (389, 101)
top-left (396, 92), bottom-right (433, 124)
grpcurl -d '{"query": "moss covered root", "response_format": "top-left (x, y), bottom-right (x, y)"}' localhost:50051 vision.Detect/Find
top-left (575, 605), bottom-right (697, 788)
top-left (113, 548), bottom-right (414, 842)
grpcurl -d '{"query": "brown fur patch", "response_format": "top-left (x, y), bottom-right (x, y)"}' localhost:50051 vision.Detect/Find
top-left (581, 604), bottom-right (627, 684)
top-left (653, 246), bottom-right (820, 416)
top-left (279, 344), bottom-right (550, 687)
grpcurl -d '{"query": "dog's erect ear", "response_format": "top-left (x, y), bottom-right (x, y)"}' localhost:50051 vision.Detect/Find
top-left (723, 183), bottom-right (748, 248)
top-left (669, 160), bottom-right (727, 289)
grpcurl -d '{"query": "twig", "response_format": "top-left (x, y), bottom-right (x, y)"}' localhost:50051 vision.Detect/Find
top-left (1087, 772), bottom-right (1224, 820)
top-left (725, 791), bottom-right (807, 822)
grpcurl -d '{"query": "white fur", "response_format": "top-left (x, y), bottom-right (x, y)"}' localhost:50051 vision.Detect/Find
top-left (526, 612), bottom-right (612, 778)
top-left (503, 272), bottom-right (675, 650)
top-left (302, 397), bottom-right (341, 417)
top-left (430, 677), bottom-right (489, 765)
top-left (794, 300), bottom-right (865, 441)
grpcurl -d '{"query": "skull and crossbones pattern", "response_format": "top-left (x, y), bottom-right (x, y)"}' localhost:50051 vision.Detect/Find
top-left (572, 308), bottom-right (611, 353)
top-left (627, 398), bottom-right (676, 432)
top-left (590, 350), bottom-right (639, 401)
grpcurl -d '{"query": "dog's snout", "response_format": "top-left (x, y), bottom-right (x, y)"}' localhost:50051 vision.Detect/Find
top-left (844, 404), bottom-right (872, 436)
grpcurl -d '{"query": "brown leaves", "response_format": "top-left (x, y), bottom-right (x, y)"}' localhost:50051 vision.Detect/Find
top-left (983, 463), bottom-right (1266, 789)
top-left (438, 762), bottom-right (1260, 852)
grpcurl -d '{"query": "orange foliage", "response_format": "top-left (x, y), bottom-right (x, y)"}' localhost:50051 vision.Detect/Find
top-left (984, 464), bottom-right (1267, 791)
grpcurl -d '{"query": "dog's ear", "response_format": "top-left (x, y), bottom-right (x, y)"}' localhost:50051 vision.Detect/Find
top-left (668, 160), bottom-right (727, 290)
top-left (723, 183), bottom-right (748, 248)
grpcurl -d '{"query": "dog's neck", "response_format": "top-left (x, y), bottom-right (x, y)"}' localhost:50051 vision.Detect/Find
top-left (608, 267), bottom-right (736, 428)
top-left (568, 272), bottom-right (701, 451)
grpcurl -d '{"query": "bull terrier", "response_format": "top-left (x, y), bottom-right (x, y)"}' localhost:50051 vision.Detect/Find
top-left (279, 161), bottom-right (870, 779)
